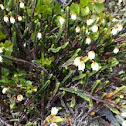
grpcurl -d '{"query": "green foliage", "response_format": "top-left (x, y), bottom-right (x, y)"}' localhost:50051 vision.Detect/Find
top-left (0, 0), bottom-right (125, 125)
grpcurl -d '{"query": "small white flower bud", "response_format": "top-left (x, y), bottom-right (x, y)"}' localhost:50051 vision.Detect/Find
top-left (17, 94), bottom-right (23, 101)
top-left (20, 2), bottom-right (25, 8)
top-left (91, 25), bottom-right (98, 32)
top-left (113, 47), bottom-right (119, 54)
top-left (50, 123), bottom-right (58, 126)
top-left (0, 48), bottom-right (3, 53)
top-left (85, 37), bottom-right (91, 45)
top-left (59, 17), bottom-right (65, 25)
top-left (10, 16), bottom-right (15, 24)
top-left (76, 26), bottom-right (80, 33)
top-left (78, 61), bottom-right (85, 71)
top-left (51, 107), bottom-right (58, 116)
top-left (4, 15), bottom-right (9, 22)
top-left (86, 29), bottom-right (90, 35)
top-left (0, 4), bottom-right (4, 10)
top-left (111, 27), bottom-right (118, 35)
top-left (71, 13), bottom-right (77, 20)
top-left (2, 87), bottom-right (9, 94)
top-left (18, 15), bottom-right (22, 21)
top-left (74, 57), bottom-right (81, 66)
top-left (37, 32), bottom-right (42, 39)
top-left (88, 51), bottom-right (95, 60)
top-left (87, 19), bottom-right (94, 25)
top-left (0, 56), bottom-right (3, 62)
top-left (91, 62), bottom-right (99, 71)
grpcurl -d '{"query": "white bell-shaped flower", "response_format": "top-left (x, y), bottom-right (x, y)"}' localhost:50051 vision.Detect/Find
top-left (18, 16), bottom-right (22, 21)
top-left (74, 57), bottom-right (81, 66)
top-left (111, 27), bottom-right (118, 35)
top-left (71, 13), bottom-right (77, 20)
top-left (37, 32), bottom-right (42, 39)
top-left (76, 26), bottom-right (80, 33)
top-left (0, 4), bottom-right (4, 10)
top-left (0, 48), bottom-right (3, 53)
top-left (4, 15), bottom-right (9, 22)
top-left (85, 37), bottom-right (91, 45)
top-left (59, 17), bottom-right (65, 25)
top-left (91, 62), bottom-right (99, 71)
top-left (17, 94), bottom-right (23, 101)
top-left (50, 123), bottom-right (58, 126)
top-left (0, 56), bottom-right (3, 62)
top-left (51, 107), bottom-right (58, 116)
top-left (2, 87), bottom-right (8, 94)
top-left (113, 47), bottom-right (119, 54)
top-left (88, 51), bottom-right (95, 60)
top-left (87, 19), bottom-right (94, 25)
top-left (20, 2), bottom-right (25, 8)
top-left (78, 61), bottom-right (85, 71)
top-left (10, 16), bottom-right (15, 24)
top-left (91, 25), bottom-right (98, 32)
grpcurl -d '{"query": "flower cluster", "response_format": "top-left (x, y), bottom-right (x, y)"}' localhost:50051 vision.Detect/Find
top-left (111, 23), bottom-right (123, 35)
top-left (3, 2), bottom-right (24, 24)
top-left (74, 51), bottom-right (99, 71)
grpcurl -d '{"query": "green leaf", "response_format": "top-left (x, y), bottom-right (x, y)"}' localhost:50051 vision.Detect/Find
top-left (60, 88), bottom-right (90, 102)
top-left (109, 58), bottom-right (119, 67)
top-left (83, 70), bottom-right (90, 87)
top-left (99, 81), bottom-right (109, 90)
top-left (81, 6), bottom-right (90, 15)
top-left (112, 86), bottom-right (126, 99)
top-left (0, 31), bottom-right (6, 40)
top-left (54, 3), bottom-right (61, 14)
top-left (70, 3), bottom-right (80, 15)
top-left (91, 80), bottom-right (101, 95)
top-left (72, 71), bottom-right (86, 82)
top-left (48, 42), bottom-right (69, 53)
top-left (51, 116), bottom-right (64, 123)
top-left (70, 96), bottom-right (76, 108)
top-left (46, 115), bottom-right (63, 123)
top-left (80, 0), bottom-right (89, 7)
top-left (107, 105), bottom-right (119, 115)
top-left (61, 71), bottom-right (73, 86)
top-left (94, 2), bottom-right (104, 12)
top-left (1, 68), bottom-right (9, 77)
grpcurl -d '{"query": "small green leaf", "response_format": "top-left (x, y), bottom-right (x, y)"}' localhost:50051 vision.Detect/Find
top-left (70, 96), bottom-right (76, 108)
top-left (80, 0), bottom-right (89, 7)
top-left (81, 6), bottom-right (90, 15)
top-left (70, 3), bottom-right (80, 15)
top-left (109, 58), bottom-right (119, 67)
top-left (0, 31), bottom-right (6, 40)
top-left (60, 88), bottom-right (90, 102)
top-left (91, 80), bottom-right (101, 95)
top-left (107, 105), bottom-right (119, 115)
top-left (94, 2), bottom-right (104, 12)
top-left (48, 42), bottom-right (69, 53)
top-left (51, 116), bottom-right (64, 123)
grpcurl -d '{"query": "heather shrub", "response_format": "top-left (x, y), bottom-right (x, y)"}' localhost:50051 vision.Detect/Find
top-left (0, 0), bottom-right (126, 125)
